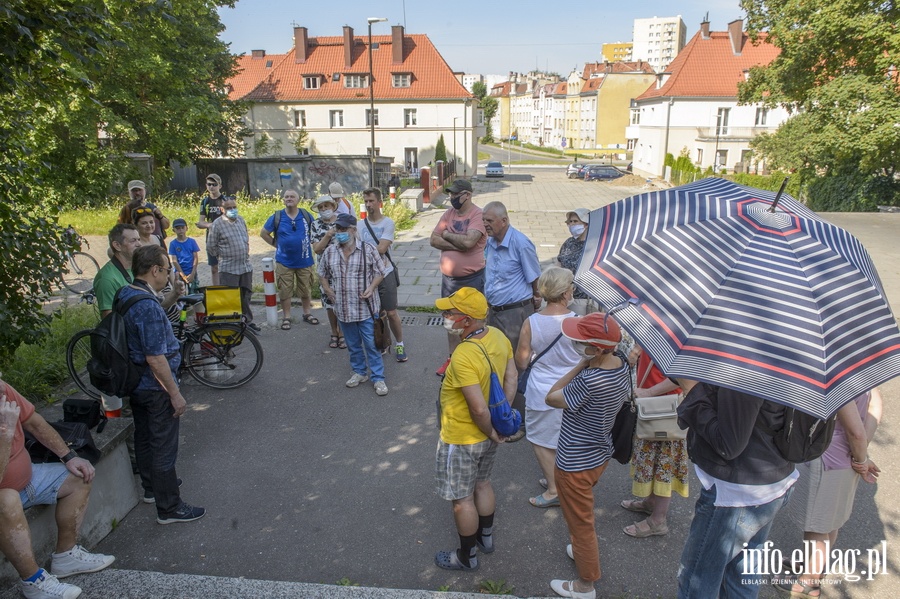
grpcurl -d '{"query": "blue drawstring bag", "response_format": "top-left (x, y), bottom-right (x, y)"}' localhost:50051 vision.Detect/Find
top-left (465, 341), bottom-right (522, 437)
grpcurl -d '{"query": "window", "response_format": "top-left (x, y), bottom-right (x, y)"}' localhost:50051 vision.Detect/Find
top-left (366, 109), bottom-right (379, 127)
top-left (344, 74), bottom-right (369, 88)
top-left (716, 149), bottom-right (728, 169)
top-left (741, 149), bottom-right (754, 164)
top-left (392, 73), bottom-right (411, 88)
top-left (303, 76), bottom-right (320, 90)
top-left (367, 147), bottom-right (380, 157)
top-left (329, 110), bottom-right (343, 128)
top-left (630, 110), bottom-right (640, 125)
top-left (293, 110), bottom-right (306, 128)
top-left (627, 139), bottom-right (636, 151)
top-left (696, 148), bottom-right (704, 164)
top-left (404, 108), bottom-right (417, 127)
top-left (716, 108), bottom-right (730, 135)
top-left (755, 107), bottom-right (768, 126)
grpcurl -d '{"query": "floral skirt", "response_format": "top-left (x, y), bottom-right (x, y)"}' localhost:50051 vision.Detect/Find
top-left (629, 437), bottom-right (690, 498)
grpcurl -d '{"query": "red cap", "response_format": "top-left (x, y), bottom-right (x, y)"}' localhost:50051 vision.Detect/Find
top-left (561, 312), bottom-right (622, 348)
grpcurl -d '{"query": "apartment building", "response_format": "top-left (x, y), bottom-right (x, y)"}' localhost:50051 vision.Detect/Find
top-left (632, 15), bottom-right (687, 72)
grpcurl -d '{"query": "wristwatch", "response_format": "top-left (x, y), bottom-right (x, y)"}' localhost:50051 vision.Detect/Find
top-left (61, 450), bottom-right (78, 464)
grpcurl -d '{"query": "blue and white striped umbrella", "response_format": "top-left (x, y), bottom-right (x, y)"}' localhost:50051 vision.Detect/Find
top-left (575, 177), bottom-right (900, 419)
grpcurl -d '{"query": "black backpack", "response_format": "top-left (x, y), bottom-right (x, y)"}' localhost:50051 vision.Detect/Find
top-left (86, 288), bottom-right (155, 397)
top-left (759, 406), bottom-right (836, 463)
top-left (272, 208), bottom-right (313, 242)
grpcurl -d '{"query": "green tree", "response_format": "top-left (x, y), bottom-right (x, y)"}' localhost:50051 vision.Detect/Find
top-left (435, 134), bottom-right (448, 163)
top-left (740, 0), bottom-right (900, 184)
top-left (472, 81), bottom-right (487, 100)
top-left (480, 95), bottom-right (499, 143)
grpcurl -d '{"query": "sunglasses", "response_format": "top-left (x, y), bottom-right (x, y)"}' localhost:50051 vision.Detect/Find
top-left (206, 182), bottom-right (219, 187)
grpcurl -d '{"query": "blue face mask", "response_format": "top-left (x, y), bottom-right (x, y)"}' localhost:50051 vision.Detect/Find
top-left (335, 232), bottom-right (351, 245)
top-left (225, 208), bottom-right (238, 219)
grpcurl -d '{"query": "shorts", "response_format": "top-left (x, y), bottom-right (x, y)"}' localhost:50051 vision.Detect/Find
top-left (19, 463), bottom-right (71, 509)
top-left (378, 269), bottom-right (398, 311)
top-left (441, 268), bottom-right (485, 298)
top-left (275, 263), bottom-right (315, 301)
top-left (207, 251), bottom-right (218, 267)
top-left (435, 438), bottom-right (497, 500)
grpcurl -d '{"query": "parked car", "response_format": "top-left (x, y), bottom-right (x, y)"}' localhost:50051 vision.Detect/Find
top-left (583, 165), bottom-right (625, 182)
top-left (485, 161), bottom-right (504, 177)
top-left (566, 163), bottom-right (584, 178)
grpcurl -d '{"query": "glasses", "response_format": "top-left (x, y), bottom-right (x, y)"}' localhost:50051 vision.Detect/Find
top-left (206, 182), bottom-right (219, 187)
top-left (290, 220), bottom-right (296, 231)
top-left (157, 265), bottom-right (172, 274)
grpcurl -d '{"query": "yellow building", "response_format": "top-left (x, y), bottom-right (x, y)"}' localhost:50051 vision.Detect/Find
top-left (594, 63), bottom-right (657, 154)
top-left (601, 42), bottom-right (633, 62)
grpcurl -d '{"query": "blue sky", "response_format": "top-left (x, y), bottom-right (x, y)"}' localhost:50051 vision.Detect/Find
top-left (218, 0), bottom-right (745, 75)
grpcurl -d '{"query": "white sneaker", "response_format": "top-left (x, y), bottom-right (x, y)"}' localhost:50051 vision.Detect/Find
top-left (20, 570), bottom-right (82, 599)
top-left (346, 373), bottom-right (369, 387)
top-left (374, 381), bottom-right (388, 396)
top-left (51, 544), bottom-right (115, 578)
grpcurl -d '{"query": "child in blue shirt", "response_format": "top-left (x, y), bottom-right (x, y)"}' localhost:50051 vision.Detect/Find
top-left (168, 218), bottom-right (201, 293)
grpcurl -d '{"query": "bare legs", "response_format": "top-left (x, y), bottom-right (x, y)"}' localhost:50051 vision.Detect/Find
top-left (451, 480), bottom-right (495, 536)
top-left (532, 444), bottom-right (558, 499)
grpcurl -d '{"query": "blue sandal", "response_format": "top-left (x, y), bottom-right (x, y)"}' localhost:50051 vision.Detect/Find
top-left (529, 493), bottom-right (560, 508)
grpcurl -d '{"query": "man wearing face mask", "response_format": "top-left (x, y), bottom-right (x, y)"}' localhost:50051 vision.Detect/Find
top-left (433, 287), bottom-right (517, 572)
top-left (317, 213), bottom-right (389, 396)
top-left (430, 179), bottom-right (487, 375)
top-left (556, 208), bottom-right (597, 315)
top-left (207, 197), bottom-right (259, 331)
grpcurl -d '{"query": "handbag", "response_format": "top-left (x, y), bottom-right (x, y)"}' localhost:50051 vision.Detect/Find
top-left (361, 243), bottom-right (391, 351)
top-left (363, 218), bottom-right (400, 287)
top-left (517, 332), bottom-right (564, 395)
top-left (634, 359), bottom-right (685, 441)
top-left (24, 421), bottom-right (101, 465)
top-left (609, 352), bottom-right (636, 464)
top-left (63, 398), bottom-right (107, 432)
top-left (465, 340), bottom-right (522, 437)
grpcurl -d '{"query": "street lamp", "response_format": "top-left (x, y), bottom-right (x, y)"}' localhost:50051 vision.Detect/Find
top-left (367, 17), bottom-right (388, 188)
top-left (452, 117), bottom-right (458, 175)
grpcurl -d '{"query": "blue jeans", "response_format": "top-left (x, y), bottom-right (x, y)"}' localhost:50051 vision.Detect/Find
top-left (131, 389), bottom-right (182, 515)
top-left (677, 483), bottom-right (793, 599)
top-left (339, 318), bottom-right (384, 382)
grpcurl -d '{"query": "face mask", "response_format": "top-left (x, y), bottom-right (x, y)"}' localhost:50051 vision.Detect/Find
top-left (319, 209), bottom-right (334, 220)
top-left (335, 232), bottom-right (351, 245)
top-left (569, 224), bottom-right (586, 237)
top-left (442, 316), bottom-right (466, 335)
top-left (576, 343), bottom-right (595, 359)
top-left (450, 195), bottom-right (464, 210)
top-left (225, 208), bottom-right (238, 219)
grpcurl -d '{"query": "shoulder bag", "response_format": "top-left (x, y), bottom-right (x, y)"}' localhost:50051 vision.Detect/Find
top-left (634, 359), bottom-right (686, 441)
top-left (609, 352), bottom-right (637, 464)
top-left (517, 331), bottom-right (563, 395)
top-left (363, 218), bottom-right (400, 287)
top-left (464, 340), bottom-right (522, 437)
top-left (361, 244), bottom-right (390, 351)
top-left (24, 421), bottom-right (101, 465)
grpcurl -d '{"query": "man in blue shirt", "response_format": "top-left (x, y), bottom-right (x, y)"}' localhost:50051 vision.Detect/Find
top-left (119, 244), bottom-right (206, 525)
top-left (483, 201), bottom-right (541, 441)
top-left (261, 188), bottom-right (317, 329)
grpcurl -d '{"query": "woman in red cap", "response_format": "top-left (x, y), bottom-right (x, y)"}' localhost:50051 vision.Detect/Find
top-left (545, 312), bottom-right (631, 599)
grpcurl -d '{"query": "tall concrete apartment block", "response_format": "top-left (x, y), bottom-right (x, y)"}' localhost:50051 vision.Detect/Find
top-left (631, 15), bottom-right (687, 72)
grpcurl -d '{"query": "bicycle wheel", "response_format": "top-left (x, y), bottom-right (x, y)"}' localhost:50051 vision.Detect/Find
top-left (66, 329), bottom-right (102, 399)
top-left (184, 323), bottom-right (263, 389)
top-left (61, 252), bottom-right (100, 294)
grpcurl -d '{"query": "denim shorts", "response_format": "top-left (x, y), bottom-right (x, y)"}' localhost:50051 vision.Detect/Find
top-left (19, 463), bottom-right (71, 509)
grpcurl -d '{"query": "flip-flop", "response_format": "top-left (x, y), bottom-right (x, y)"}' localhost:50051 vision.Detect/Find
top-left (623, 517), bottom-right (668, 538)
top-left (302, 314), bottom-right (320, 325)
top-left (620, 498), bottom-right (653, 515)
top-left (529, 493), bottom-right (560, 508)
top-left (337, 337), bottom-right (347, 349)
top-left (329, 335), bottom-right (339, 349)
top-left (281, 318), bottom-right (292, 330)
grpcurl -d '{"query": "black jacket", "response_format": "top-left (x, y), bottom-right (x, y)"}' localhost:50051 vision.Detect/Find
top-left (677, 383), bottom-right (794, 485)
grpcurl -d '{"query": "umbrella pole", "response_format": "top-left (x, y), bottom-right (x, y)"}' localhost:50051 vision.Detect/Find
top-left (768, 177), bottom-right (789, 212)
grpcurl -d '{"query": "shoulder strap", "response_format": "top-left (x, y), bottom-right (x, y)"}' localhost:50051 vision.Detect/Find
top-left (462, 339), bottom-right (496, 375)
top-left (530, 332), bottom-right (564, 367)
top-left (302, 209), bottom-right (314, 241)
top-left (363, 217), bottom-right (395, 266)
top-left (111, 256), bottom-right (133, 284)
top-left (112, 287), bottom-right (155, 314)
top-left (638, 358), bottom-right (655, 388)
top-left (272, 210), bottom-right (282, 241)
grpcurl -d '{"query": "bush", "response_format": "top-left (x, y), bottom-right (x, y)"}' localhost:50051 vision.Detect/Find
top-left (727, 172), bottom-right (803, 199)
top-left (805, 174), bottom-right (899, 212)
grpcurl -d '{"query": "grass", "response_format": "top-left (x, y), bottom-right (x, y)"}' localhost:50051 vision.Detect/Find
top-left (477, 150), bottom-right (491, 161)
top-left (335, 577), bottom-right (358, 586)
top-left (405, 306), bottom-right (439, 313)
top-left (478, 579), bottom-right (514, 594)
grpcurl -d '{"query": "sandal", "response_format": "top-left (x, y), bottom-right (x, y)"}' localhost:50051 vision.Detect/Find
top-left (329, 335), bottom-right (339, 349)
top-left (281, 318), bottom-right (292, 330)
top-left (623, 517), bottom-right (668, 538)
top-left (620, 498), bottom-right (653, 515)
top-left (529, 493), bottom-right (560, 508)
top-left (434, 549), bottom-right (479, 572)
top-left (337, 337), bottom-right (347, 349)
top-left (773, 576), bottom-right (821, 598)
top-left (302, 314), bottom-right (320, 325)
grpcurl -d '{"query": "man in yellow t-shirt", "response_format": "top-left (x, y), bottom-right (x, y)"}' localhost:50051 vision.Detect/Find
top-left (433, 287), bottom-right (517, 573)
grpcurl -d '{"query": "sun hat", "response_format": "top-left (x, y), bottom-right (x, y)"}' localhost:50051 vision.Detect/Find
top-left (561, 312), bottom-right (621, 348)
top-left (435, 287), bottom-right (488, 320)
top-left (567, 208), bottom-right (590, 224)
top-left (313, 195), bottom-right (337, 211)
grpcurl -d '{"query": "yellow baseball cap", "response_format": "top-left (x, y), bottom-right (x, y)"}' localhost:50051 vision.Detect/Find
top-left (435, 287), bottom-right (488, 319)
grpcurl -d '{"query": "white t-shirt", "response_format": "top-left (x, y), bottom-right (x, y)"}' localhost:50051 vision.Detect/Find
top-left (357, 216), bottom-right (395, 274)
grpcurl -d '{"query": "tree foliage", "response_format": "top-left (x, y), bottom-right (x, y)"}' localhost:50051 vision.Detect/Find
top-left (480, 95), bottom-right (499, 143)
top-left (471, 81), bottom-right (487, 100)
top-left (435, 134), bottom-right (448, 163)
top-left (739, 0), bottom-right (900, 184)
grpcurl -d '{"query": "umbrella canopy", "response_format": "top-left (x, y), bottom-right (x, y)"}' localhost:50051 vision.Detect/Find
top-left (575, 177), bottom-right (900, 419)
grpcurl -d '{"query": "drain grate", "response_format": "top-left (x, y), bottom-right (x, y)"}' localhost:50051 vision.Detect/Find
top-left (425, 316), bottom-right (443, 327)
top-left (400, 316), bottom-right (419, 326)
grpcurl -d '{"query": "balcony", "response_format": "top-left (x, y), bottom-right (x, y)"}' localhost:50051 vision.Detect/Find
top-left (696, 127), bottom-right (772, 142)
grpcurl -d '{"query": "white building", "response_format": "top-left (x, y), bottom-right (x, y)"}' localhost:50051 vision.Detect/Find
top-left (632, 15), bottom-right (687, 73)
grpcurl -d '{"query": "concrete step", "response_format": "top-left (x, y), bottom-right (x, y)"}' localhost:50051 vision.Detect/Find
top-left (1, 569), bottom-right (523, 599)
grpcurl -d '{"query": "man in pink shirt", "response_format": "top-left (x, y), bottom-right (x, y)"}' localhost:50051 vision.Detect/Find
top-left (430, 179), bottom-right (487, 375)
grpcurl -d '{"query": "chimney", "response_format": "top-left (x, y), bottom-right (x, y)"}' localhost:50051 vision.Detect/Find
top-left (392, 25), bottom-right (404, 64)
top-left (343, 25), bottom-right (354, 68)
top-left (294, 27), bottom-right (308, 63)
top-left (700, 20), bottom-right (710, 40)
top-left (728, 19), bottom-right (744, 55)
top-left (251, 49), bottom-right (265, 59)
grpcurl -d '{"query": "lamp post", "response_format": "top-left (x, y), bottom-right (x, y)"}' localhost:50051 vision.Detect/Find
top-left (463, 98), bottom-right (470, 177)
top-left (452, 117), bottom-right (458, 175)
top-left (367, 17), bottom-right (388, 188)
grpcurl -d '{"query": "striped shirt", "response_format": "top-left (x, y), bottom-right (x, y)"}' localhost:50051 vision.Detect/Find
top-left (556, 358), bottom-right (630, 472)
top-left (317, 238), bottom-right (386, 323)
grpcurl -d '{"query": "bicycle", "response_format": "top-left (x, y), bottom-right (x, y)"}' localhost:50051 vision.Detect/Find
top-left (60, 226), bottom-right (100, 295)
top-left (66, 292), bottom-right (264, 398)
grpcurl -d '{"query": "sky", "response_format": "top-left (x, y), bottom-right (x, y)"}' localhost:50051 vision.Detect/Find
top-left (218, 0), bottom-right (746, 76)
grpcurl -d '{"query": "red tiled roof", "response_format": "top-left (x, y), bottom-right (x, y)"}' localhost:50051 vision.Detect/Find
top-left (228, 53), bottom-right (289, 101)
top-left (552, 82), bottom-right (568, 96)
top-left (581, 78), bottom-right (604, 94)
top-left (490, 81), bottom-right (512, 97)
top-left (233, 33), bottom-right (470, 102)
top-left (582, 60), bottom-right (655, 79)
top-left (636, 30), bottom-right (779, 100)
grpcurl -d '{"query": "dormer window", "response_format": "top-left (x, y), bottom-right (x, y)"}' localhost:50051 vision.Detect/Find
top-left (344, 74), bottom-right (369, 88)
top-left (392, 73), bottom-right (411, 88)
top-left (304, 76), bottom-right (321, 90)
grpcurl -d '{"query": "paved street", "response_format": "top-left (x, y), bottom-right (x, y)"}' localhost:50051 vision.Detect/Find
top-left (14, 170), bottom-right (899, 599)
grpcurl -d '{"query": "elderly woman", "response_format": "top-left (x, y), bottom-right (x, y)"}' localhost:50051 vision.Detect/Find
top-left (311, 195), bottom-right (345, 349)
top-left (775, 389), bottom-right (882, 598)
top-left (556, 208), bottom-right (596, 316)
top-left (546, 313), bottom-right (631, 599)
top-left (619, 345), bottom-right (688, 538)
top-left (515, 267), bottom-right (581, 508)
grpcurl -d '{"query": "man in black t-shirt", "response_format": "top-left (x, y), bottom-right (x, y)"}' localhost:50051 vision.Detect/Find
top-left (196, 173), bottom-right (232, 286)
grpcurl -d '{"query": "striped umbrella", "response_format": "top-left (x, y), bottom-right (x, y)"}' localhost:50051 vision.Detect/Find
top-left (575, 177), bottom-right (900, 419)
